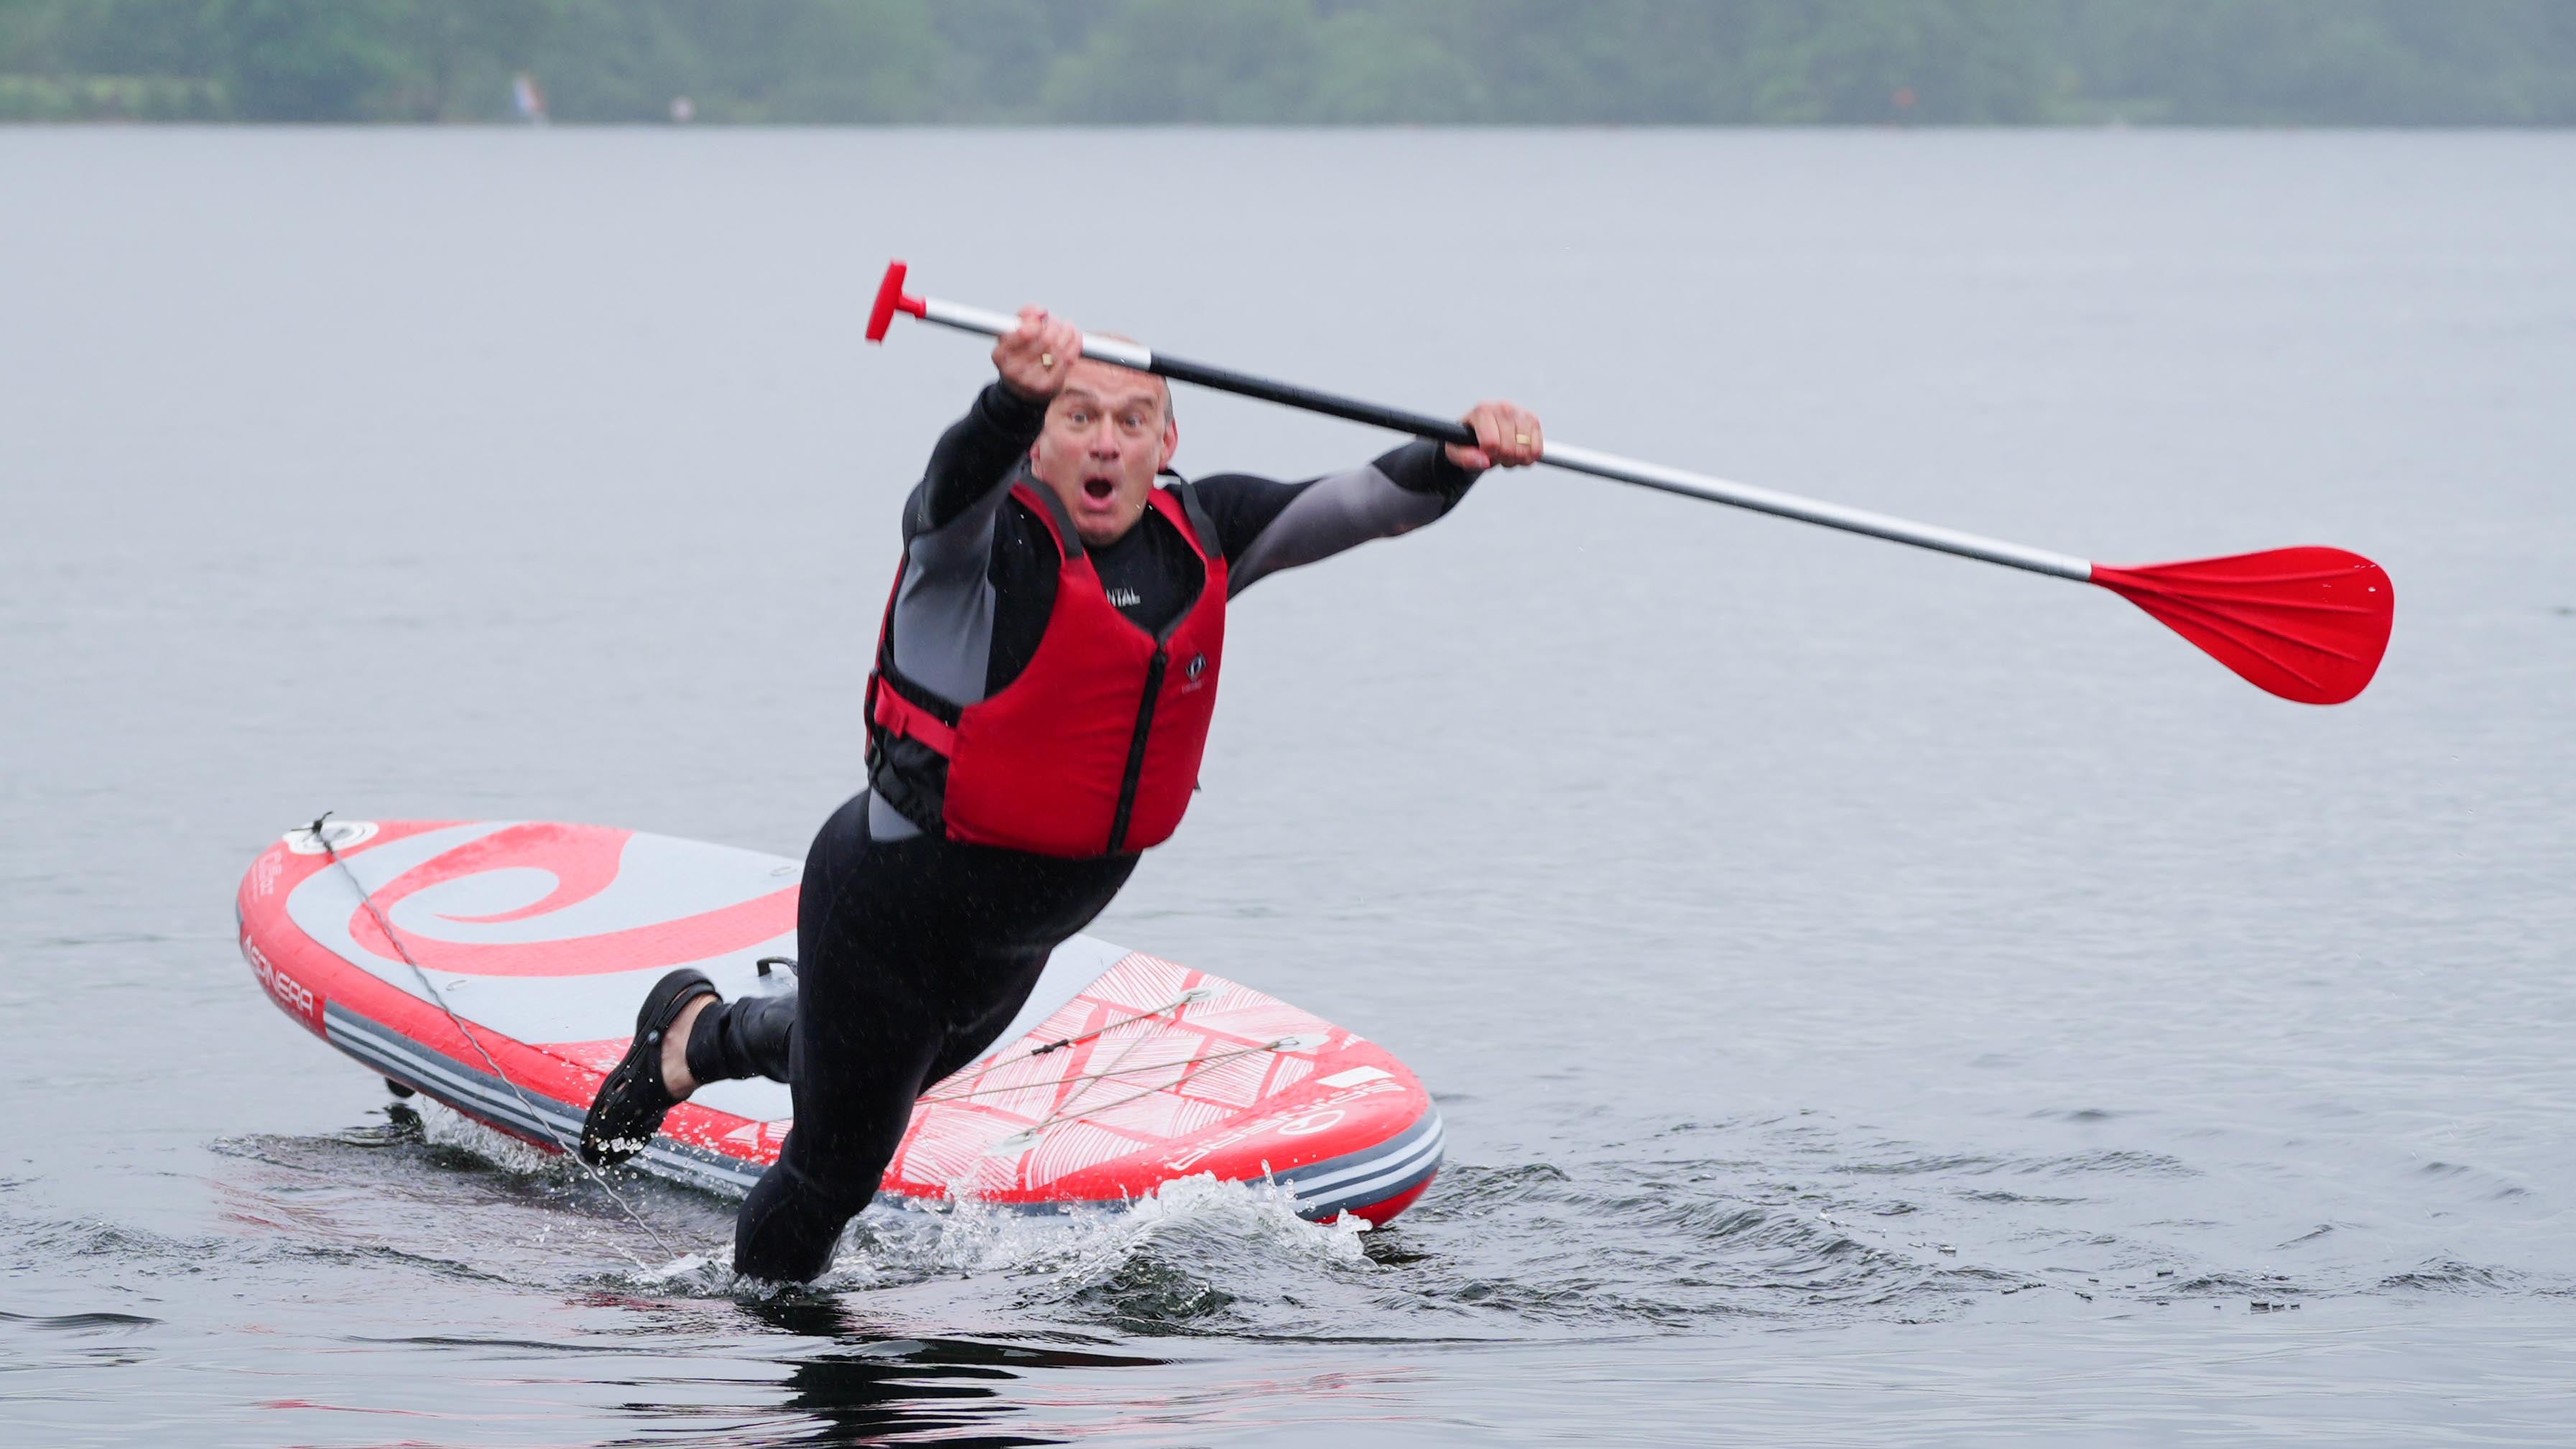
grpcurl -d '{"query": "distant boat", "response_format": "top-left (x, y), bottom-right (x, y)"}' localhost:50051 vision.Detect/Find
top-left (512, 73), bottom-right (548, 126)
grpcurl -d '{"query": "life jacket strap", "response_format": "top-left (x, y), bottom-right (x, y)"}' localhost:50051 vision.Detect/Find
top-left (869, 673), bottom-right (958, 757)
top-left (1166, 474), bottom-right (1218, 557)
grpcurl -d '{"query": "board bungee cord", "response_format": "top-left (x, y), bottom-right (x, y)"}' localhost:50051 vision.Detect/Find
top-left (920, 1037), bottom-right (1318, 1108)
top-left (1009, 1042), bottom-right (1320, 1137)
top-left (909, 984), bottom-right (1333, 1149)
top-left (986, 1022), bottom-right (1328, 1149)
top-left (1024, 986), bottom-right (1215, 1057)
top-left (918, 985), bottom-right (1242, 1106)
top-left (300, 813), bottom-right (687, 1263)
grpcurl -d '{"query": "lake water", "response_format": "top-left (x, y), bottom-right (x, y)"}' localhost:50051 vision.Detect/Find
top-left (4, 127), bottom-right (2572, 1445)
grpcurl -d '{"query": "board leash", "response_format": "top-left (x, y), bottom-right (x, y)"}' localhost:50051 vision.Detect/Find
top-left (305, 813), bottom-right (686, 1263)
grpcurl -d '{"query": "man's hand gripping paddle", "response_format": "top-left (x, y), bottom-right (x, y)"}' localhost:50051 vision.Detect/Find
top-left (868, 260), bottom-right (2393, 705)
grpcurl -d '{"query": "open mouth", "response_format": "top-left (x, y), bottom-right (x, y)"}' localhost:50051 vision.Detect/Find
top-left (1081, 476), bottom-right (1117, 504)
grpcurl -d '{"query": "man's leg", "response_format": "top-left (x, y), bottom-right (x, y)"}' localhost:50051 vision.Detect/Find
top-left (731, 797), bottom-right (1000, 1280)
top-left (730, 802), bottom-right (1138, 1282)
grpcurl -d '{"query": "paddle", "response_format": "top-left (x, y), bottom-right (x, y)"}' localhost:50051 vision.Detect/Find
top-left (866, 260), bottom-right (2393, 705)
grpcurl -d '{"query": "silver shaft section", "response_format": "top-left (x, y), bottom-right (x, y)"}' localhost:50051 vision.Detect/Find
top-left (917, 296), bottom-right (1019, 337)
top-left (1541, 442), bottom-right (2093, 580)
top-left (916, 299), bottom-right (1154, 369)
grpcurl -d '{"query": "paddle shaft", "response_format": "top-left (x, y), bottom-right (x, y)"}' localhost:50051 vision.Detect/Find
top-left (897, 293), bottom-right (2093, 582)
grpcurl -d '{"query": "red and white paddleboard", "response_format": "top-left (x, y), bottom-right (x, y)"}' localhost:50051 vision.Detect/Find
top-left (233, 819), bottom-right (1442, 1225)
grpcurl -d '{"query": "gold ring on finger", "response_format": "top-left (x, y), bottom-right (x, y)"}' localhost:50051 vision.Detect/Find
top-left (1516, 433), bottom-right (1531, 445)
top-left (1041, 352), bottom-right (1055, 368)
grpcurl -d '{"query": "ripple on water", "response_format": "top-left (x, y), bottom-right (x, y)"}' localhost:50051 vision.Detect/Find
top-left (76, 1091), bottom-right (2566, 1356)
top-left (0, 1308), bottom-right (161, 1375)
top-left (2380, 1260), bottom-right (2526, 1293)
top-left (0, 1310), bottom-right (161, 1333)
top-left (1395, 1153), bottom-right (2009, 1328)
top-left (2034, 1148), bottom-right (2196, 1179)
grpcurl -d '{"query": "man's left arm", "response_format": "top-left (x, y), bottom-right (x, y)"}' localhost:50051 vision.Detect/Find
top-left (1213, 400), bottom-right (1542, 595)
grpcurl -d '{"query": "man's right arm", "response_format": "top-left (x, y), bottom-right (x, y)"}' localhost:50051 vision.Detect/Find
top-left (901, 381), bottom-right (1050, 554)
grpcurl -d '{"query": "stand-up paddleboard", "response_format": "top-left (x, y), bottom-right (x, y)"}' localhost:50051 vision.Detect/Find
top-left (233, 818), bottom-right (1442, 1225)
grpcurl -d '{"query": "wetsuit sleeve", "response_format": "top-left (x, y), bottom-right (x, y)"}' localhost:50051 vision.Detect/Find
top-left (1200, 440), bottom-right (1480, 597)
top-left (870, 383), bottom-right (1050, 845)
top-left (902, 381), bottom-right (1050, 545)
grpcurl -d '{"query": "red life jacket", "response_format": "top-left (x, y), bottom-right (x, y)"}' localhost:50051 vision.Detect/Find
top-left (866, 481), bottom-right (1227, 858)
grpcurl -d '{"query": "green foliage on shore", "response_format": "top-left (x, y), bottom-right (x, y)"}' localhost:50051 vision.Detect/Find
top-left (4, 0), bottom-right (2572, 125)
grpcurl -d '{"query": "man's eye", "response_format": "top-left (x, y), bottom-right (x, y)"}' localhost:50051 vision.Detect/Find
top-left (1066, 410), bottom-right (1092, 425)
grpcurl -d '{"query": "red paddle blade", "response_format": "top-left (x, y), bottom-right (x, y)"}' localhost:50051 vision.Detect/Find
top-left (2089, 547), bottom-right (2393, 705)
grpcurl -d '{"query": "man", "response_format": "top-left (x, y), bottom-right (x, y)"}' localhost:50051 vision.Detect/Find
top-left (580, 305), bottom-right (1544, 1280)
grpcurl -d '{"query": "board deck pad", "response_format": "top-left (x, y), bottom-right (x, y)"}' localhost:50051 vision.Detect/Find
top-left (234, 820), bottom-right (1442, 1225)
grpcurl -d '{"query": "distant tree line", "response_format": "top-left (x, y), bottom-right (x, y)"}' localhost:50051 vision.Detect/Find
top-left (4, 0), bottom-right (2572, 125)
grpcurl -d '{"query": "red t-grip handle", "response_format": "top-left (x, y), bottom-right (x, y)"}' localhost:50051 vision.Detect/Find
top-left (866, 259), bottom-right (925, 343)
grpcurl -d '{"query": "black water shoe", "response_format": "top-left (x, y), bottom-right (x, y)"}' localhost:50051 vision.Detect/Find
top-left (578, 968), bottom-right (719, 1167)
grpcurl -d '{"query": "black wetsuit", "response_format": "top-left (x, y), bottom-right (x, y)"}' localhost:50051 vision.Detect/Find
top-left (687, 383), bottom-right (1477, 1281)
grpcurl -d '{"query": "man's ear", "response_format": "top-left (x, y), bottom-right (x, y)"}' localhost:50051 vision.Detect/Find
top-left (1158, 418), bottom-right (1180, 471)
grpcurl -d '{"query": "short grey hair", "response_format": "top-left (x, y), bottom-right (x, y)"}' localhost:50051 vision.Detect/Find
top-left (1092, 333), bottom-right (1174, 422)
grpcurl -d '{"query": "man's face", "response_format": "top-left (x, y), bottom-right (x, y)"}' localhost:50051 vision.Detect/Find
top-left (1027, 360), bottom-right (1177, 548)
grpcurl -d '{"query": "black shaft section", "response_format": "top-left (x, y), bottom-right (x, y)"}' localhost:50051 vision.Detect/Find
top-left (1148, 352), bottom-right (1478, 448)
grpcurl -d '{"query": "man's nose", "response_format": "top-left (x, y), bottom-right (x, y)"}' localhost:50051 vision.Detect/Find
top-left (1085, 418), bottom-right (1122, 454)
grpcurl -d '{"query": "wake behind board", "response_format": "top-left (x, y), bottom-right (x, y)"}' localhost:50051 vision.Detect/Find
top-left (233, 819), bottom-right (1441, 1224)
